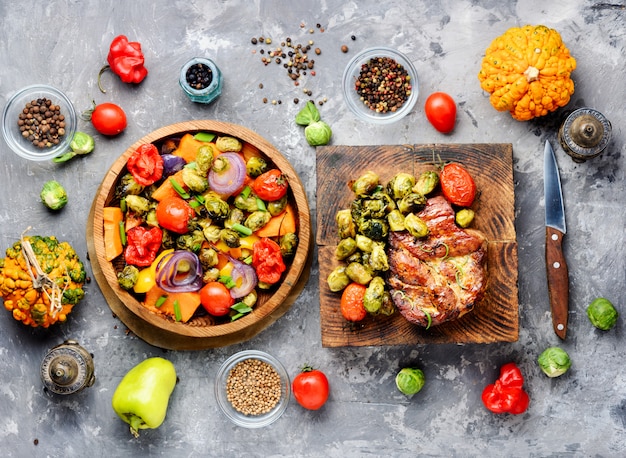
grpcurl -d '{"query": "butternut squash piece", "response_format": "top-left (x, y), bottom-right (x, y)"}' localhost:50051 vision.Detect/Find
top-left (172, 133), bottom-right (212, 163)
top-left (241, 142), bottom-right (262, 161)
top-left (151, 170), bottom-right (186, 202)
top-left (103, 207), bottom-right (124, 261)
top-left (143, 285), bottom-right (201, 323)
top-left (255, 203), bottom-right (297, 237)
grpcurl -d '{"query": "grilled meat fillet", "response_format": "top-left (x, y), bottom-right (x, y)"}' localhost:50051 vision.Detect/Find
top-left (387, 196), bottom-right (488, 327)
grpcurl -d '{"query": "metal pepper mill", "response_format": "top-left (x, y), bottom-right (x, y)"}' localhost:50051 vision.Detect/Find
top-left (558, 107), bottom-right (612, 162)
top-left (40, 340), bottom-right (95, 395)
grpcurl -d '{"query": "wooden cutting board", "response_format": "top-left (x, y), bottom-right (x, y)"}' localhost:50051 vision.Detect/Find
top-left (316, 144), bottom-right (518, 347)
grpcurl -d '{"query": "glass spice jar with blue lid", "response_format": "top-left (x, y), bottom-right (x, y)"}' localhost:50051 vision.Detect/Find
top-left (179, 57), bottom-right (223, 104)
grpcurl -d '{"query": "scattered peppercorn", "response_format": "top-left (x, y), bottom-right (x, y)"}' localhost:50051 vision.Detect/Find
top-left (354, 56), bottom-right (413, 113)
top-left (315, 48), bottom-right (321, 55)
top-left (17, 98), bottom-right (66, 149)
top-left (351, 35), bottom-right (356, 41)
top-left (226, 358), bottom-right (282, 416)
top-left (251, 37), bottom-right (258, 45)
top-left (186, 63), bottom-right (213, 90)
top-left (341, 45), bottom-right (349, 53)
top-left (294, 98), bottom-right (299, 104)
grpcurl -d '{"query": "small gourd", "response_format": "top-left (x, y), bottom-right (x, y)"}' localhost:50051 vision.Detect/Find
top-left (478, 25), bottom-right (576, 121)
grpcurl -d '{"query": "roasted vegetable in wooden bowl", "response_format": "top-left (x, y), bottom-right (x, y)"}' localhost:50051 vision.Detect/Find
top-left (89, 121), bottom-right (311, 350)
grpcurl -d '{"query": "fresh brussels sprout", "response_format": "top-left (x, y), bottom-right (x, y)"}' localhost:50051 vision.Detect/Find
top-left (246, 156), bottom-right (269, 178)
top-left (395, 368), bottom-right (425, 396)
top-left (117, 265), bottom-right (139, 290)
top-left (351, 171), bottom-right (380, 197)
top-left (404, 213), bottom-right (429, 238)
top-left (125, 195), bottom-right (152, 214)
top-left (304, 120), bottom-right (333, 146)
top-left (326, 266), bottom-right (350, 292)
top-left (203, 192), bottom-right (230, 220)
top-left (182, 166), bottom-right (209, 193)
top-left (387, 173), bottom-right (416, 200)
top-left (115, 173), bottom-right (144, 198)
top-left (40, 180), bottom-right (68, 210)
top-left (537, 347), bottom-right (571, 378)
top-left (336, 209), bottom-right (356, 239)
top-left (586, 298), bottom-right (618, 330)
top-left (397, 192), bottom-right (426, 214)
top-left (368, 244), bottom-right (389, 272)
top-left (215, 136), bottom-right (242, 152)
top-left (195, 145), bottom-right (215, 175)
top-left (279, 232), bottom-right (298, 258)
top-left (387, 209), bottom-right (406, 232)
top-left (220, 228), bottom-right (241, 248)
top-left (245, 210), bottom-right (272, 232)
top-left (413, 170), bottom-right (439, 196)
top-left (455, 208), bottom-right (475, 228)
top-left (268, 195), bottom-right (288, 216)
top-left (52, 131), bottom-right (96, 163)
top-left (345, 262), bottom-right (373, 285)
top-left (363, 276), bottom-right (385, 314)
top-left (335, 237), bottom-right (357, 260)
top-left (234, 193), bottom-right (259, 213)
top-left (357, 218), bottom-right (388, 241)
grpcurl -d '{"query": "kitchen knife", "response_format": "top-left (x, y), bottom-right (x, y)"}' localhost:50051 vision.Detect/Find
top-left (544, 140), bottom-right (569, 339)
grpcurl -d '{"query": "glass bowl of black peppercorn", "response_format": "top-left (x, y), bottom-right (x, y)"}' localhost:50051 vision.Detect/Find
top-left (1, 84), bottom-right (77, 161)
top-left (342, 47), bottom-right (419, 124)
top-left (179, 57), bottom-right (223, 104)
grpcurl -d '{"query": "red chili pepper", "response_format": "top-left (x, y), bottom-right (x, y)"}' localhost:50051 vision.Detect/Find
top-left (124, 226), bottom-right (163, 267)
top-left (481, 362), bottom-right (529, 415)
top-left (252, 237), bottom-right (286, 284)
top-left (127, 144), bottom-right (164, 186)
top-left (107, 35), bottom-right (148, 84)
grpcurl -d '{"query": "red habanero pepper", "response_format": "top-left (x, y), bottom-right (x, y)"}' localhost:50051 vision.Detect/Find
top-left (107, 35), bottom-right (148, 84)
top-left (127, 144), bottom-right (164, 186)
top-left (481, 362), bottom-right (530, 415)
top-left (124, 226), bottom-right (163, 267)
top-left (252, 238), bottom-right (286, 284)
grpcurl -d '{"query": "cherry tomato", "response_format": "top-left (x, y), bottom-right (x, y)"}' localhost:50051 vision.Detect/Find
top-left (424, 92), bottom-right (456, 133)
top-left (252, 238), bottom-right (286, 284)
top-left (200, 281), bottom-right (234, 316)
top-left (340, 283), bottom-right (367, 322)
top-left (90, 102), bottom-right (127, 136)
top-left (127, 144), bottom-right (164, 186)
top-left (155, 196), bottom-right (195, 234)
top-left (251, 169), bottom-right (289, 201)
top-left (292, 366), bottom-right (330, 410)
top-left (439, 163), bottom-right (476, 207)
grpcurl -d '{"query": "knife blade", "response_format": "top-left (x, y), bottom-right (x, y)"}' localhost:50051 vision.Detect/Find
top-left (544, 140), bottom-right (569, 339)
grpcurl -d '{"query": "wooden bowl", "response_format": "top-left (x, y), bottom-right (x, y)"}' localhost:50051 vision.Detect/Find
top-left (88, 121), bottom-right (311, 350)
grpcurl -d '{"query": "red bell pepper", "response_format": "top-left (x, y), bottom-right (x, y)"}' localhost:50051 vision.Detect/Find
top-left (124, 226), bottom-right (163, 267)
top-left (98, 35), bottom-right (148, 92)
top-left (481, 362), bottom-right (529, 415)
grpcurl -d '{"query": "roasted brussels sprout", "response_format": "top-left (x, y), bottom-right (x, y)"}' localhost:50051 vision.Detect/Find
top-left (397, 192), bottom-right (426, 214)
top-left (395, 368), bottom-right (425, 396)
top-left (586, 297), bottom-right (618, 330)
top-left (117, 265), bottom-right (139, 290)
top-left (203, 267), bottom-right (220, 283)
top-left (455, 208), bottom-right (475, 228)
top-left (40, 180), bottom-right (68, 211)
top-left (345, 262), bottom-right (373, 285)
top-left (245, 211), bottom-right (272, 232)
top-left (246, 156), bottom-right (269, 178)
top-left (327, 266), bottom-right (350, 292)
top-left (279, 232), bottom-right (298, 258)
top-left (216, 136), bottom-right (242, 152)
top-left (413, 170), bottom-right (439, 196)
top-left (203, 192), bottom-right (230, 220)
top-left (198, 246), bottom-right (219, 268)
top-left (351, 170), bottom-right (380, 196)
top-left (404, 213), bottom-right (429, 238)
top-left (363, 276), bottom-right (385, 314)
top-left (241, 290), bottom-right (258, 308)
top-left (336, 209), bottom-right (356, 239)
top-left (357, 218), bottom-right (388, 241)
top-left (335, 237), bottom-right (357, 260)
top-left (351, 194), bottom-right (391, 221)
top-left (125, 195), bottom-right (152, 214)
top-left (176, 230), bottom-right (205, 252)
top-left (201, 224), bottom-right (221, 243)
top-left (379, 291), bottom-right (395, 316)
top-left (538, 347), bottom-right (571, 378)
top-left (234, 193), bottom-right (259, 213)
top-left (182, 166), bottom-right (209, 193)
top-left (368, 244), bottom-right (389, 272)
top-left (387, 173), bottom-right (416, 200)
top-left (224, 207), bottom-right (245, 229)
top-left (196, 145), bottom-right (215, 175)
top-left (115, 173), bottom-right (144, 198)
top-left (355, 234), bottom-right (375, 253)
top-left (387, 209), bottom-right (406, 232)
top-left (268, 195), bottom-right (288, 216)
top-left (220, 228), bottom-right (241, 248)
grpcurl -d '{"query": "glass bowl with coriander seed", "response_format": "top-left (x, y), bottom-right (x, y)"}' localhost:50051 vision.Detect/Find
top-left (342, 47), bottom-right (419, 124)
top-left (1, 84), bottom-right (77, 161)
top-left (179, 57), bottom-right (223, 104)
top-left (215, 350), bottom-right (290, 428)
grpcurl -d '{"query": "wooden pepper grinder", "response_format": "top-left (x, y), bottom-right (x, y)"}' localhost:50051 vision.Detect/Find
top-left (558, 107), bottom-right (612, 162)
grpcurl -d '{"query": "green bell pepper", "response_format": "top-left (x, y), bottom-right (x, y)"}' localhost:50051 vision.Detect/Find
top-left (111, 357), bottom-right (177, 438)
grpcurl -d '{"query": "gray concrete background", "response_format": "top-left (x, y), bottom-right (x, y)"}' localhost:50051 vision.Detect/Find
top-left (1, 1), bottom-right (625, 456)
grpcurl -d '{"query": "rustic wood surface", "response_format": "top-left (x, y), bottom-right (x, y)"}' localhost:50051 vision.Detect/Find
top-left (89, 121), bottom-right (312, 350)
top-left (316, 144), bottom-right (518, 347)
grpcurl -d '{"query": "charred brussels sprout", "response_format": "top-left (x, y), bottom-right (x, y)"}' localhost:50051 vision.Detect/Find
top-left (246, 156), bottom-right (269, 178)
top-left (216, 136), bottom-right (242, 152)
top-left (395, 368), bottom-right (425, 396)
top-left (182, 166), bottom-right (209, 193)
top-left (586, 298), bottom-right (618, 330)
top-left (413, 170), bottom-right (439, 196)
top-left (220, 228), bottom-right (241, 248)
top-left (117, 265), bottom-right (139, 290)
top-left (203, 192), bottom-right (230, 221)
top-left (357, 218), bottom-right (388, 241)
top-left (245, 211), bottom-right (272, 232)
top-left (351, 171), bottom-right (380, 196)
top-left (268, 195), bottom-right (288, 216)
top-left (279, 233), bottom-right (298, 258)
top-left (379, 291), bottom-right (395, 316)
top-left (125, 195), bottom-right (152, 214)
top-left (196, 145), bottom-right (215, 176)
top-left (351, 194), bottom-right (391, 221)
top-left (404, 213), bottom-right (429, 238)
top-left (345, 262), bottom-right (373, 285)
top-left (335, 237), bottom-right (357, 260)
top-left (538, 347), bottom-right (571, 378)
top-left (364, 276), bottom-right (385, 314)
top-left (455, 208), bottom-right (475, 228)
top-left (41, 180), bottom-right (68, 210)
top-left (387, 209), bottom-right (406, 232)
top-left (336, 209), bottom-right (356, 239)
top-left (397, 192), bottom-right (426, 214)
top-left (387, 173), bottom-right (416, 200)
top-left (176, 230), bottom-right (205, 252)
top-left (115, 173), bottom-right (145, 198)
top-left (327, 266), bottom-right (350, 292)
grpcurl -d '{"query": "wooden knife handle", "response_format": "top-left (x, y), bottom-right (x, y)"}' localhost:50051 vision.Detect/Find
top-left (546, 226), bottom-right (569, 339)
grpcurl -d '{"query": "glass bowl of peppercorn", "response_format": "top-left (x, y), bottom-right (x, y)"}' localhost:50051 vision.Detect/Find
top-left (342, 47), bottom-right (419, 124)
top-left (179, 57), bottom-right (223, 104)
top-left (1, 84), bottom-right (77, 161)
top-left (215, 350), bottom-right (290, 428)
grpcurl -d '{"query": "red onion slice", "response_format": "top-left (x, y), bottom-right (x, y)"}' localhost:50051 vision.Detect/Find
top-left (207, 152), bottom-right (246, 196)
top-left (155, 250), bottom-right (203, 293)
top-left (229, 257), bottom-right (258, 299)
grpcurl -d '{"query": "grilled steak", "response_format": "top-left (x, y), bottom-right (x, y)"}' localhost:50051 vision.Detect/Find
top-left (387, 196), bottom-right (488, 327)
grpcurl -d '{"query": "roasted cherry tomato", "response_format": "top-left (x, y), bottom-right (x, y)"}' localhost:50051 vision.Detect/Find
top-left (155, 196), bottom-right (195, 234)
top-left (199, 281), bottom-right (234, 317)
top-left (252, 237), bottom-right (286, 284)
top-left (340, 282), bottom-right (367, 322)
top-left (424, 92), bottom-right (457, 133)
top-left (251, 169), bottom-right (289, 202)
top-left (440, 163), bottom-right (476, 207)
top-left (124, 226), bottom-right (163, 267)
top-left (127, 143), bottom-right (164, 186)
top-left (292, 366), bottom-right (330, 410)
top-left (90, 102), bottom-right (127, 136)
